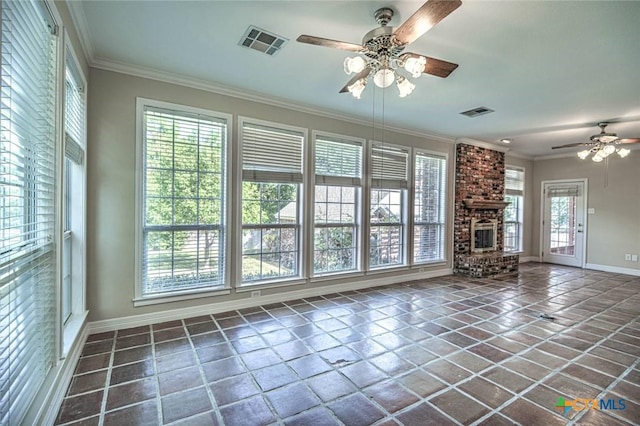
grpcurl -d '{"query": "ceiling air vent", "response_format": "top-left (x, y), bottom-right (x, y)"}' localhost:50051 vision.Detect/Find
top-left (239, 26), bottom-right (288, 56)
top-left (460, 106), bottom-right (495, 118)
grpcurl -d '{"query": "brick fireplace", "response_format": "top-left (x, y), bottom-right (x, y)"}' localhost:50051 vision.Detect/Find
top-left (454, 142), bottom-right (519, 277)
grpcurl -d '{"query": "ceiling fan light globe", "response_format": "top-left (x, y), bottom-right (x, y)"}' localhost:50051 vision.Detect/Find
top-left (344, 56), bottom-right (366, 75)
top-left (592, 152), bottom-right (604, 162)
top-left (577, 150), bottom-right (590, 160)
top-left (348, 78), bottom-right (366, 99)
top-left (397, 77), bottom-right (415, 97)
top-left (404, 56), bottom-right (426, 79)
top-left (602, 144), bottom-right (616, 155)
top-left (618, 148), bottom-right (631, 158)
top-left (373, 69), bottom-right (395, 88)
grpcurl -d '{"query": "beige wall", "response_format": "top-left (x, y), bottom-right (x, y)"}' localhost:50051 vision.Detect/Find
top-left (505, 155), bottom-right (535, 258)
top-left (87, 68), bottom-right (456, 321)
top-left (532, 155), bottom-right (640, 271)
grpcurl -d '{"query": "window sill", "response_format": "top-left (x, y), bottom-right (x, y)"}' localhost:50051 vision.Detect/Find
top-left (411, 260), bottom-right (448, 269)
top-left (62, 311), bottom-right (88, 358)
top-left (236, 278), bottom-right (306, 292)
top-left (366, 265), bottom-right (409, 275)
top-left (310, 271), bottom-right (364, 283)
top-left (133, 287), bottom-right (231, 307)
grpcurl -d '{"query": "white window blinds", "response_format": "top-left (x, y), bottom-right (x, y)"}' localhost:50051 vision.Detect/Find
top-left (315, 135), bottom-right (362, 185)
top-left (413, 152), bottom-right (447, 263)
top-left (371, 143), bottom-right (410, 189)
top-left (64, 57), bottom-right (85, 165)
top-left (242, 121), bottom-right (304, 183)
top-left (1, 1), bottom-right (58, 424)
top-left (505, 167), bottom-right (524, 196)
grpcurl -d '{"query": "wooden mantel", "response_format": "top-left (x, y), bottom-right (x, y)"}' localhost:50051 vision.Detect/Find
top-left (463, 199), bottom-right (510, 210)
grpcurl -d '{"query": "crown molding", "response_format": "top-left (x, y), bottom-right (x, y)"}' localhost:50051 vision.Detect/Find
top-left (533, 152), bottom-right (577, 161)
top-left (90, 57), bottom-right (455, 145)
top-left (505, 151), bottom-right (534, 160)
top-left (455, 137), bottom-right (510, 153)
top-left (66, 0), bottom-right (95, 63)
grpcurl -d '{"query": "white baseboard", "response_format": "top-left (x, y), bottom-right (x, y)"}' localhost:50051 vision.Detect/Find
top-left (520, 256), bottom-right (541, 263)
top-left (25, 319), bottom-right (89, 426)
top-left (585, 263), bottom-right (640, 277)
top-left (88, 268), bottom-right (453, 333)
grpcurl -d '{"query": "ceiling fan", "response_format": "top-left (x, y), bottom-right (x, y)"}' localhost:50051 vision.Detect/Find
top-left (552, 123), bottom-right (640, 161)
top-left (296, 0), bottom-right (461, 97)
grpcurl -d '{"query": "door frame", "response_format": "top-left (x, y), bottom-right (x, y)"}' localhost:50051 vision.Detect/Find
top-left (539, 178), bottom-right (588, 267)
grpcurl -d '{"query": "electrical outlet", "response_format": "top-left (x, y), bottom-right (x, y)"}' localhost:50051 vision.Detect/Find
top-left (251, 290), bottom-right (261, 298)
top-left (625, 254), bottom-right (632, 261)
top-left (632, 255), bottom-right (638, 262)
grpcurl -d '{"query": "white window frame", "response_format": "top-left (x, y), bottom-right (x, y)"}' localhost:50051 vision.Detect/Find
top-left (504, 165), bottom-right (525, 253)
top-left (60, 35), bottom-right (88, 353)
top-left (311, 131), bottom-right (364, 277)
top-left (236, 117), bottom-right (308, 288)
top-left (411, 149), bottom-right (448, 265)
top-left (134, 98), bottom-right (232, 306)
top-left (367, 141), bottom-right (411, 270)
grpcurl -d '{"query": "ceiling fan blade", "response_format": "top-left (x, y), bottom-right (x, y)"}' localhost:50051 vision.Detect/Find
top-left (551, 142), bottom-right (594, 149)
top-left (618, 138), bottom-right (640, 144)
top-left (339, 68), bottom-right (372, 93)
top-left (404, 53), bottom-right (458, 78)
top-left (296, 35), bottom-right (363, 52)
top-left (393, 0), bottom-right (462, 45)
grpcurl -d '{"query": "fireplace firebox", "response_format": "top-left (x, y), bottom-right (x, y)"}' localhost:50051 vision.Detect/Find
top-left (471, 218), bottom-right (497, 253)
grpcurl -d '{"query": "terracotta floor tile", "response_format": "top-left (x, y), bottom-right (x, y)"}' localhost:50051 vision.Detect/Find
top-left (252, 363), bottom-right (297, 391)
top-left (105, 377), bottom-right (156, 411)
top-left (395, 402), bottom-right (457, 426)
top-left (114, 333), bottom-right (150, 350)
top-left (501, 398), bottom-right (566, 426)
top-left (112, 345), bottom-right (152, 367)
top-left (458, 377), bottom-right (513, 408)
top-left (266, 383), bottom-right (320, 418)
top-left (210, 374), bottom-right (260, 406)
top-left (306, 371), bottom-right (357, 402)
top-left (56, 390), bottom-right (103, 424)
top-left (364, 381), bottom-right (419, 413)
top-left (447, 351), bottom-right (492, 373)
top-left (158, 365), bottom-right (203, 395)
top-left (103, 400), bottom-right (158, 426)
top-left (468, 343), bottom-right (512, 363)
top-left (202, 356), bottom-right (246, 383)
top-left (424, 359), bottom-right (472, 385)
top-left (219, 396), bottom-right (275, 426)
top-left (273, 340), bottom-right (312, 361)
top-left (153, 326), bottom-right (186, 343)
top-left (161, 386), bottom-right (212, 424)
top-left (283, 407), bottom-right (340, 426)
top-left (561, 364), bottom-right (616, 389)
top-left (67, 370), bottom-right (108, 396)
top-left (482, 367), bottom-right (534, 393)
top-left (155, 349), bottom-right (197, 374)
top-left (476, 413), bottom-right (516, 426)
top-left (240, 347), bottom-right (281, 370)
top-left (196, 342), bottom-right (234, 363)
top-left (328, 393), bottom-right (385, 426)
top-left (74, 353), bottom-right (111, 375)
top-left (110, 359), bottom-right (154, 386)
top-left (543, 373), bottom-right (601, 399)
top-left (369, 352), bottom-right (414, 376)
top-left (288, 354), bottom-right (332, 379)
top-left (398, 370), bottom-right (447, 398)
top-left (502, 357), bottom-right (552, 381)
top-left (610, 380), bottom-right (640, 403)
top-left (430, 388), bottom-right (490, 424)
top-left (340, 361), bottom-right (387, 387)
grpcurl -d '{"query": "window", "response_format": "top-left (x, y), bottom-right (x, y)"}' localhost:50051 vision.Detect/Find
top-left (240, 120), bottom-right (305, 284)
top-left (139, 102), bottom-right (229, 296)
top-left (0, 1), bottom-right (58, 424)
top-left (369, 143), bottom-right (409, 268)
top-left (413, 152), bottom-right (447, 263)
top-left (62, 51), bottom-right (86, 325)
top-left (504, 166), bottom-right (524, 252)
top-left (313, 134), bottom-right (363, 275)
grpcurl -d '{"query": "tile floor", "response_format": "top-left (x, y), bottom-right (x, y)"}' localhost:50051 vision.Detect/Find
top-left (55, 264), bottom-right (640, 425)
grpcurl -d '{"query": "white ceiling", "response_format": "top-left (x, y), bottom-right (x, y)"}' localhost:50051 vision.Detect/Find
top-left (71, 1), bottom-right (640, 157)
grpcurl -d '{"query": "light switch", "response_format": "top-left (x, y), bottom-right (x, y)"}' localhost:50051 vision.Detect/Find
top-left (587, 208), bottom-right (595, 214)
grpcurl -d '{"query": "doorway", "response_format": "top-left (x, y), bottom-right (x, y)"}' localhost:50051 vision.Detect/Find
top-left (541, 180), bottom-right (587, 267)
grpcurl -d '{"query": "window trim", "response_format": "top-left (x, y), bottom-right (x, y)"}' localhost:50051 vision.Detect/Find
top-left (236, 116), bottom-right (308, 287)
top-left (504, 165), bottom-right (525, 253)
top-left (311, 130), bottom-right (365, 277)
top-left (411, 149), bottom-right (449, 265)
top-left (367, 141), bottom-right (411, 270)
top-left (134, 98), bottom-right (233, 304)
